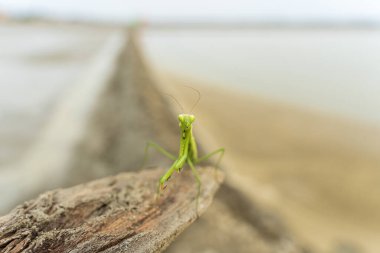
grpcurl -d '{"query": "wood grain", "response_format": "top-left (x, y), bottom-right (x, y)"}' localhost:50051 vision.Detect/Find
top-left (0, 167), bottom-right (223, 253)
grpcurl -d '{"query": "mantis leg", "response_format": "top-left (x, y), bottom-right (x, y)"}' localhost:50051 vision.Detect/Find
top-left (196, 148), bottom-right (225, 179)
top-left (188, 159), bottom-right (201, 214)
top-left (142, 141), bottom-right (176, 169)
top-left (157, 154), bottom-right (187, 195)
top-left (196, 148), bottom-right (225, 169)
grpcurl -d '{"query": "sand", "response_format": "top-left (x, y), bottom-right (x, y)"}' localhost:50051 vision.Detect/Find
top-left (152, 70), bottom-right (380, 253)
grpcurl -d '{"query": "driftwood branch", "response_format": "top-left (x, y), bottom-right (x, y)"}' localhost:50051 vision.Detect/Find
top-left (0, 167), bottom-right (223, 253)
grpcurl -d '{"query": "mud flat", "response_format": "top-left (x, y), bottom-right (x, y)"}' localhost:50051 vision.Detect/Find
top-left (141, 28), bottom-right (380, 253)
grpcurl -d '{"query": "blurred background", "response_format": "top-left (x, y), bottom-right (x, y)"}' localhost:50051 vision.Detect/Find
top-left (1, 1), bottom-right (380, 253)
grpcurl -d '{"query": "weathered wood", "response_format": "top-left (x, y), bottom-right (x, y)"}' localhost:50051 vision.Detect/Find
top-left (0, 167), bottom-right (223, 253)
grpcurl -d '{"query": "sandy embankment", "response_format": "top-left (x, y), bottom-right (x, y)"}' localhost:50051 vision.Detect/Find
top-left (152, 70), bottom-right (380, 253)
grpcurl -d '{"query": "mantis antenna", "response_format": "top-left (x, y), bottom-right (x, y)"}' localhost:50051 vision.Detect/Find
top-left (162, 85), bottom-right (201, 113)
top-left (163, 93), bottom-right (184, 113)
top-left (182, 85), bottom-right (201, 113)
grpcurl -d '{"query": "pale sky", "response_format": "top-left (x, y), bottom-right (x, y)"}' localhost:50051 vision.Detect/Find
top-left (1, 0), bottom-right (380, 23)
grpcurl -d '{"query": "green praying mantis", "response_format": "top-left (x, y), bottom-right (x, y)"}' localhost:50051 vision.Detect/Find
top-left (143, 87), bottom-right (224, 211)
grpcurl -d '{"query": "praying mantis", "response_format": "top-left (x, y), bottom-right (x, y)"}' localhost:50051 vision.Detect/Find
top-left (143, 87), bottom-right (224, 211)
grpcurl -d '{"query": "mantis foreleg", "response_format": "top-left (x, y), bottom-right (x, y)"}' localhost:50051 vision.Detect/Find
top-left (158, 154), bottom-right (188, 194)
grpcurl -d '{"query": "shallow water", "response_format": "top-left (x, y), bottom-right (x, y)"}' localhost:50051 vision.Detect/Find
top-left (0, 23), bottom-right (112, 166)
top-left (142, 28), bottom-right (380, 126)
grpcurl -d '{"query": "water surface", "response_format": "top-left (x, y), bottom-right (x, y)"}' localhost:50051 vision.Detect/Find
top-left (0, 23), bottom-right (112, 166)
top-left (142, 29), bottom-right (380, 126)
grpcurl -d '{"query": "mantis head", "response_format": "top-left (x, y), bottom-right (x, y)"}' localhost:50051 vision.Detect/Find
top-left (178, 114), bottom-right (195, 132)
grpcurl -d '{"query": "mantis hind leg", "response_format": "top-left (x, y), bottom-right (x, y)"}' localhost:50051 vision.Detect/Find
top-left (142, 141), bottom-right (176, 169)
top-left (188, 159), bottom-right (201, 216)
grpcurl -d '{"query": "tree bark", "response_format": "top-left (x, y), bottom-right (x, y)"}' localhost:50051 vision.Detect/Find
top-left (0, 167), bottom-right (223, 253)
